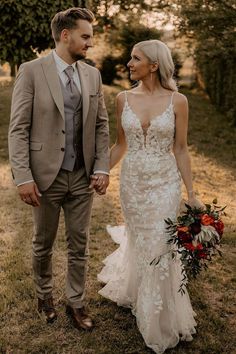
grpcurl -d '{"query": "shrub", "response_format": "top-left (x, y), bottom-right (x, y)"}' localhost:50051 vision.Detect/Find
top-left (100, 55), bottom-right (121, 85)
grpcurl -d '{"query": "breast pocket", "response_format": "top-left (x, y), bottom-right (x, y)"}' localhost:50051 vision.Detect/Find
top-left (30, 142), bottom-right (43, 151)
top-left (89, 93), bottom-right (99, 102)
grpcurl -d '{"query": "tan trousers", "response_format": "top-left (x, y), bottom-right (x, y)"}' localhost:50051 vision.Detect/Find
top-left (32, 168), bottom-right (93, 308)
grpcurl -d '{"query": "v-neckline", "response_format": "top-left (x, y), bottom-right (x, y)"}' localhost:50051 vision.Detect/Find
top-left (123, 102), bottom-right (173, 148)
top-left (126, 102), bottom-right (173, 131)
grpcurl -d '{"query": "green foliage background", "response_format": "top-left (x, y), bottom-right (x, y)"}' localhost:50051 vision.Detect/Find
top-left (173, 0), bottom-right (236, 124)
top-left (100, 21), bottom-right (163, 85)
top-left (0, 0), bottom-right (76, 73)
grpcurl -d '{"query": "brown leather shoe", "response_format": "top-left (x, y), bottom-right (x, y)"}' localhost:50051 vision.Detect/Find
top-left (66, 305), bottom-right (94, 330)
top-left (38, 297), bottom-right (57, 323)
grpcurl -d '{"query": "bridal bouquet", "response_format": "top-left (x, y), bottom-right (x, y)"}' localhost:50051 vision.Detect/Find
top-left (151, 199), bottom-right (226, 294)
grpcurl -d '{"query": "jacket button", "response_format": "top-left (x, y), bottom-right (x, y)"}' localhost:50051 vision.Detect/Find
top-left (61, 147), bottom-right (65, 151)
top-left (62, 130), bottom-right (65, 134)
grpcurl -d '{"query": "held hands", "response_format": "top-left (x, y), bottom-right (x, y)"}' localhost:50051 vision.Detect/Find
top-left (18, 182), bottom-right (42, 207)
top-left (89, 174), bottom-right (109, 195)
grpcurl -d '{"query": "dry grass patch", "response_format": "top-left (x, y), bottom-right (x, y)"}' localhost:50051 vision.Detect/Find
top-left (0, 82), bottom-right (235, 353)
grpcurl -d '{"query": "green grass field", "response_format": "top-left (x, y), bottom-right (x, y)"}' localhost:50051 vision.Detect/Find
top-left (0, 81), bottom-right (235, 354)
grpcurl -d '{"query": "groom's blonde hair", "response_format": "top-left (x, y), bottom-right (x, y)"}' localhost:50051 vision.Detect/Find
top-left (51, 7), bottom-right (95, 43)
top-left (134, 40), bottom-right (178, 91)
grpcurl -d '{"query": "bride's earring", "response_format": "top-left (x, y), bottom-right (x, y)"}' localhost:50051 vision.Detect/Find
top-left (150, 72), bottom-right (153, 82)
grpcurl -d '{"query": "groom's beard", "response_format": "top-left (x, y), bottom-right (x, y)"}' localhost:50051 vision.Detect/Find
top-left (70, 52), bottom-right (87, 61)
top-left (68, 42), bottom-right (88, 61)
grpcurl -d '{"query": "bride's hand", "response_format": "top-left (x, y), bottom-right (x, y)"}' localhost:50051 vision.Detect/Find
top-left (187, 195), bottom-right (205, 209)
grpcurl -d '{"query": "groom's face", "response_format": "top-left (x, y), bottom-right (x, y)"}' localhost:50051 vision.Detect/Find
top-left (65, 19), bottom-right (93, 61)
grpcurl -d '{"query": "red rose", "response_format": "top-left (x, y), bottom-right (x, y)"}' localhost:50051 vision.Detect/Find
top-left (198, 251), bottom-right (208, 259)
top-left (183, 243), bottom-right (195, 251)
top-left (213, 220), bottom-right (224, 237)
top-left (183, 242), bottom-right (203, 252)
top-left (201, 214), bottom-right (215, 226)
top-left (196, 244), bottom-right (207, 259)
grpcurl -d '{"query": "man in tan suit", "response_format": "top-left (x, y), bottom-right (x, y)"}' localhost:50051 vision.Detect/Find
top-left (8, 8), bottom-right (109, 330)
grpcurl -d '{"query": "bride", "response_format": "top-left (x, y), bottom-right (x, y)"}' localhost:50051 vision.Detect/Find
top-left (97, 39), bottom-right (203, 353)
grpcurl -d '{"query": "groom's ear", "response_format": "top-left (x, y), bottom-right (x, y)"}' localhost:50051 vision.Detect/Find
top-left (60, 28), bottom-right (70, 43)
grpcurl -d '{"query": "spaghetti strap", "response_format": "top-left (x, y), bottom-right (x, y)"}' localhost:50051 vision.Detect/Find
top-left (124, 90), bottom-right (128, 103)
top-left (170, 91), bottom-right (175, 105)
top-left (123, 90), bottom-right (129, 108)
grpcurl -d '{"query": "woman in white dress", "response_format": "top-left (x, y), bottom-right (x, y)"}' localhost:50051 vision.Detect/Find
top-left (97, 40), bottom-right (203, 353)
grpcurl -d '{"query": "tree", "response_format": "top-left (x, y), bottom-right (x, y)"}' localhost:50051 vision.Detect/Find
top-left (174, 0), bottom-right (236, 124)
top-left (88, 0), bottom-right (167, 29)
top-left (0, 0), bottom-right (75, 76)
top-left (116, 18), bottom-right (162, 67)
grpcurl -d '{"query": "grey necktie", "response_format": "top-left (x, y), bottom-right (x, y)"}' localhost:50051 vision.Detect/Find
top-left (64, 65), bottom-right (78, 94)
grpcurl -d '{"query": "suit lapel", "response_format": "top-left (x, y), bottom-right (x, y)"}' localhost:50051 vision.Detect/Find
top-left (77, 61), bottom-right (89, 126)
top-left (41, 52), bottom-right (65, 120)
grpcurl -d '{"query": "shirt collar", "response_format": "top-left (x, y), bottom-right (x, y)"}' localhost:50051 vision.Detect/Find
top-left (53, 50), bottom-right (77, 74)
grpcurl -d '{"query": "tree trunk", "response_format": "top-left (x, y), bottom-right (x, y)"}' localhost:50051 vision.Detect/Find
top-left (10, 62), bottom-right (16, 77)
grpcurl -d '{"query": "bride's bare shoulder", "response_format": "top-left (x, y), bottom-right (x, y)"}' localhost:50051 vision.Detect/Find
top-left (116, 91), bottom-right (126, 110)
top-left (116, 90), bottom-right (126, 100)
top-left (173, 92), bottom-right (188, 106)
top-left (116, 88), bottom-right (140, 110)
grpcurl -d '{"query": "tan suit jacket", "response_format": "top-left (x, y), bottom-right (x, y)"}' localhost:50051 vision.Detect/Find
top-left (8, 52), bottom-right (110, 191)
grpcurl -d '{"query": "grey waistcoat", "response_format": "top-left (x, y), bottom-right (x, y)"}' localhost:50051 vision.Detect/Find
top-left (59, 79), bottom-right (84, 171)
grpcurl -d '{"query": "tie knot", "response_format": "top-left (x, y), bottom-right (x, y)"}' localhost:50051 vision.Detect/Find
top-left (64, 66), bottom-right (74, 80)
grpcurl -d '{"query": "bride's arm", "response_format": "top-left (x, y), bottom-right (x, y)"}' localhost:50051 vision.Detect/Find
top-left (110, 92), bottom-right (127, 170)
top-left (173, 93), bottom-right (203, 208)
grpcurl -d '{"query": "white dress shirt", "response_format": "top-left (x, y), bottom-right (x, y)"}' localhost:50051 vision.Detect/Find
top-left (53, 50), bottom-right (82, 92)
top-left (17, 51), bottom-right (108, 186)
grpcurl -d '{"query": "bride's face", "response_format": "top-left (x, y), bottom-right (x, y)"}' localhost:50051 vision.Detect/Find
top-left (127, 48), bottom-right (151, 81)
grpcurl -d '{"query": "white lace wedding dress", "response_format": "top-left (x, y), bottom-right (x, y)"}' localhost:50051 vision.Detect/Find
top-left (98, 91), bottom-right (197, 353)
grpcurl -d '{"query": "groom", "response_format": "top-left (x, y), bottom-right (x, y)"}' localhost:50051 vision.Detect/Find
top-left (8, 7), bottom-right (109, 329)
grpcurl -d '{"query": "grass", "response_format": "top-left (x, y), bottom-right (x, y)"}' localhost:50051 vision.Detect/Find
top-left (0, 81), bottom-right (235, 354)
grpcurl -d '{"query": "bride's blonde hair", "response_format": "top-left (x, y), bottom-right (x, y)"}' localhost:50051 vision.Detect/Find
top-left (134, 39), bottom-right (178, 91)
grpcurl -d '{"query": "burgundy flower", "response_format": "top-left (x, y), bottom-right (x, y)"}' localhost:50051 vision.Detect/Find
top-left (189, 222), bottom-right (201, 235)
top-left (178, 231), bottom-right (192, 243)
top-left (213, 220), bottom-right (224, 237)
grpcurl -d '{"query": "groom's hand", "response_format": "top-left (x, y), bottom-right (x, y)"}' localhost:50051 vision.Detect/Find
top-left (89, 174), bottom-right (109, 195)
top-left (18, 182), bottom-right (41, 207)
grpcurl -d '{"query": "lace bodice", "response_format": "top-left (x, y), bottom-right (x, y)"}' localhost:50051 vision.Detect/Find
top-left (121, 91), bottom-right (175, 156)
